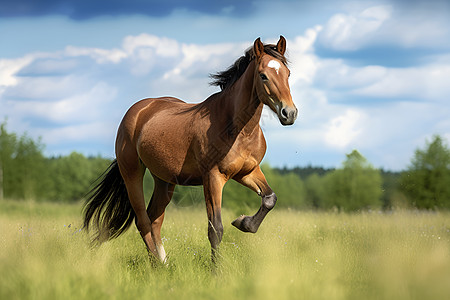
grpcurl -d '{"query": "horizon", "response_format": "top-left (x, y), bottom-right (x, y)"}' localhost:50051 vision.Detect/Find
top-left (2, 0), bottom-right (450, 172)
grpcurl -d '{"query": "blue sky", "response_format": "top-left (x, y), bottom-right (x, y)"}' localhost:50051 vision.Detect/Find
top-left (1, 0), bottom-right (450, 171)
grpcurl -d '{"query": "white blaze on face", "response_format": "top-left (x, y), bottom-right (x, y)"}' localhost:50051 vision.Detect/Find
top-left (268, 60), bottom-right (281, 75)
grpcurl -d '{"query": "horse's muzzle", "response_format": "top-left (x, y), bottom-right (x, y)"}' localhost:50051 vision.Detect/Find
top-left (279, 106), bottom-right (298, 126)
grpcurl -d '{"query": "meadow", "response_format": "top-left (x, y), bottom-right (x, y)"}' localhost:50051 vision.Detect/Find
top-left (1, 199), bottom-right (449, 300)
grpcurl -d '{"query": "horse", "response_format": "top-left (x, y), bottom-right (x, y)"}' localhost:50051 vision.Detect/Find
top-left (83, 36), bottom-right (298, 263)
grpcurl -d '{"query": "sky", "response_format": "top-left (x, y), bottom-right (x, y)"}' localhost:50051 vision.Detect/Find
top-left (1, 0), bottom-right (450, 171)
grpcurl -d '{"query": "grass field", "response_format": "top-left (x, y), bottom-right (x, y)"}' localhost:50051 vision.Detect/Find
top-left (1, 199), bottom-right (449, 300)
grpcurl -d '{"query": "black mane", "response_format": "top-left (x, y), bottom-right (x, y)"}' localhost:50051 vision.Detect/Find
top-left (210, 44), bottom-right (288, 91)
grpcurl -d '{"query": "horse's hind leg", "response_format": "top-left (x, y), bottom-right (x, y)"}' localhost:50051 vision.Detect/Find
top-left (146, 175), bottom-right (175, 263)
top-left (117, 157), bottom-right (159, 258)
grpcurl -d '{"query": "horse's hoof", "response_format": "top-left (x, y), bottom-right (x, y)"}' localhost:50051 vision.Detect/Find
top-left (231, 215), bottom-right (257, 233)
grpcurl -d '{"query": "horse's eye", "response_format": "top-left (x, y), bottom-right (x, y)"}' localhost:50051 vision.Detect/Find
top-left (260, 74), bottom-right (268, 81)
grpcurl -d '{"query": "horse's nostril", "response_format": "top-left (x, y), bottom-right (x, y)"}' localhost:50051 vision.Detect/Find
top-left (281, 108), bottom-right (288, 119)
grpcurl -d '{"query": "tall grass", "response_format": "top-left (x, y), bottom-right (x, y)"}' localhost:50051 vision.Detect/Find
top-left (1, 199), bottom-right (449, 300)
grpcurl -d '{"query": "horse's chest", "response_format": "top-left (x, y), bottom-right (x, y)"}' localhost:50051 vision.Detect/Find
top-left (219, 138), bottom-right (262, 176)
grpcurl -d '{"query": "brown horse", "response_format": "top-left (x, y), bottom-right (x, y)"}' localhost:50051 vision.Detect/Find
top-left (83, 36), bottom-right (297, 263)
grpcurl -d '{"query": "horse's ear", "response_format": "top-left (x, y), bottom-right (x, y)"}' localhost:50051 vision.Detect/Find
top-left (253, 37), bottom-right (264, 59)
top-left (276, 35), bottom-right (286, 55)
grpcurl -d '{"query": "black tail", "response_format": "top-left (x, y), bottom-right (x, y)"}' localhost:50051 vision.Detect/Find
top-left (83, 159), bottom-right (135, 244)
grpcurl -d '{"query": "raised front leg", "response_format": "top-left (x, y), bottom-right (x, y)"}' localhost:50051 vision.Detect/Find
top-left (203, 170), bottom-right (227, 260)
top-left (231, 166), bottom-right (277, 233)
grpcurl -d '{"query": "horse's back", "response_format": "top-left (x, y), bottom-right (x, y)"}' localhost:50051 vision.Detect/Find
top-left (117, 97), bottom-right (189, 140)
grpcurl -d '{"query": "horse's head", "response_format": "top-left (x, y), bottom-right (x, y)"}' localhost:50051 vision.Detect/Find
top-left (253, 36), bottom-right (298, 126)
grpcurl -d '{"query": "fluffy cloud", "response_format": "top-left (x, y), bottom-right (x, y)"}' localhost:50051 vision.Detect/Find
top-left (312, 57), bottom-right (450, 103)
top-left (325, 109), bottom-right (364, 148)
top-left (9, 82), bottom-right (117, 124)
top-left (0, 34), bottom-right (246, 156)
top-left (318, 3), bottom-right (450, 52)
top-left (353, 64), bottom-right (450, 101)
top-left (0, 55), bottom-right (36, 87)
top-left (123, 34), bottom-right (181, 58)
top-left (319, 5), bottom-right (392, 51)
top-left (288, 26), bottom-right (322, 85)
top-left (2, 7), bottom-right (450, 169)
top-left (65, 46), bottom-right (127, 64)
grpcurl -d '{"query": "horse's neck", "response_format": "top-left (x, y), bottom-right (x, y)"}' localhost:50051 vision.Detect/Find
top-left (222, 60), bottom-right (263, 134)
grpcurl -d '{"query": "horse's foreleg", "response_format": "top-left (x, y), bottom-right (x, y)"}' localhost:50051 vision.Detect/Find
top-left (232, 166), bottom-right (277, 233)
top-left (203, 170), bottom-right (226, 261)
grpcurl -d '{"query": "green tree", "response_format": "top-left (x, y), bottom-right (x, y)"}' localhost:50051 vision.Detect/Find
top-left (0, 122), bottom-right (17, 200)
top-left (222, 164), bottom-right (306, 214)
top-left (324, 150), bottom-right (382, 211)
top-left (305, 173), bottom-right (326, 209)
top-left (14, 135), bottom-right (47, 199)
top-left (48, 153), bottom-right (112, 202)
top-left (0, 121), bottom-right (47, 200)
top-left (400, 135), bottom-right (450, 209)
top-left (223, 177), bottom-right (258, 214)
top-left (263, 165), bottom-right (306, 209)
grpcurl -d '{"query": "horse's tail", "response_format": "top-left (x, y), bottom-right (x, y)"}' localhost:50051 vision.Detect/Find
top-left (83, 159), bottom-right (135, 244)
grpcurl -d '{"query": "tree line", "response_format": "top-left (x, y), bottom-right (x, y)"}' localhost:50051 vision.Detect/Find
top-left (1, 121), bottom-right (449, 211)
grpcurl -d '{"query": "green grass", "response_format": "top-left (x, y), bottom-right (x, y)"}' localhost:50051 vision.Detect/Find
top-left (1, 199), bottom-right (449, 300)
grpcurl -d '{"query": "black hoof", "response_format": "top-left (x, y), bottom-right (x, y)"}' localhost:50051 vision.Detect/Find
top-left (231, 215), bottom-right (258, 233)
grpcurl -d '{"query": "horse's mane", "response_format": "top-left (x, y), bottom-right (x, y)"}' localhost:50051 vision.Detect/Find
top-left (210, 44), bottom-right (288, 91)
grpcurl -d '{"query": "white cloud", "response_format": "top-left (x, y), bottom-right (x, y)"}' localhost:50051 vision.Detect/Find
top-left (318, 3), bottom-right (450, 52)
top-left (352, 64), bottom-right (450, 101)
top-left (2, 7), bottom-right (450, 170)
top-left (65, 46), bottom-right (127, 64)
top-left (315, 59), bottom-right (387, 89)
top-left (162, 42), bottom-right (244, 80)
top-left (288, 26), bottom-right (322, 85)
top-left (40, 121), bottom-right (116, 145)
top-left (64, 34), bottom-right (182, 76)
top-left (384, 4), bottom-right (450, 49)
top-left (0, 54), bottom-right (41, 88)
top-left (123, 34), bottom-right (181, 57)
top-left (0, 34), bottom-right (246, 152)
top-left (8, 81), bottom-right (117, 124)
top-left (4, 75), bottom-right (88, 101)
top-left (310, 54), bottom-right (450, 103)
top-left (325, 109), bottom-right (364, 148)
top-left (319, 5), bottom-right (392, 51)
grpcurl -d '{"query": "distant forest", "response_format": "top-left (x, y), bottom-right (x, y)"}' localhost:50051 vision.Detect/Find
top-left (275, 165), bottom-right (402, 209)
top-left (1, 121), bottom-right (449, 211)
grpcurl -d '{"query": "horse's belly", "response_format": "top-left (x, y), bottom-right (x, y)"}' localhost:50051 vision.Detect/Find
top-left (172, 173), bottom-right (203, 186)
top-left (138, 143), bottom-right (200, 184)
top-left (137, 124), bottom-right (203, 185)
